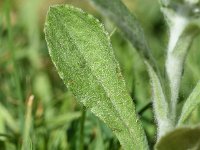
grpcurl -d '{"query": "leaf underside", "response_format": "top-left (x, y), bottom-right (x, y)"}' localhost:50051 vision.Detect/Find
top-left (44, 5), bottom-right (148, 150)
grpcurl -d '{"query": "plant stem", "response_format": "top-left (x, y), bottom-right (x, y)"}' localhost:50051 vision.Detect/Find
top-left (164, 8), bottom-right (200, 123)
top-left (165, 14), bottom-right (187, 123)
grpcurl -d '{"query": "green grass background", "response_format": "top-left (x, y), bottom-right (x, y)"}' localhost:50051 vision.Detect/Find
top-left (0, 0), bottom-right (200, 149)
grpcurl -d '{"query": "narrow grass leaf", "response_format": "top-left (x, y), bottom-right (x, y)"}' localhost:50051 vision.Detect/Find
top-left (44, 5), bottom-right (148, 150)
top-left (146, 62), bottom-right (172, 138)
top-left (178, 81), bottom-right (200, 125)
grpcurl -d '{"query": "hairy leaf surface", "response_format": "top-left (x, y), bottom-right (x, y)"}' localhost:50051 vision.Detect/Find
top-left (146, 62), bottom-right (172, 138)
top-left (44, 5), bottom-right (148, 150)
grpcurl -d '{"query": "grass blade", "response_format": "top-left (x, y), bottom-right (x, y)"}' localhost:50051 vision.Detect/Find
top-left (5, 0), bottom-right (24, 131)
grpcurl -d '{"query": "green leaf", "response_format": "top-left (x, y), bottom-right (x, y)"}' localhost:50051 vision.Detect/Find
top-left (155, 126), bottom-right (200, 150)
top-left (145, 62), bottom-right (172, 138)
top-left (44, 5), bottom-right (148, 150)
top-left (89, 0), bottom-right (156, 68)
top-left (178, 81), bottom-right (200, 125)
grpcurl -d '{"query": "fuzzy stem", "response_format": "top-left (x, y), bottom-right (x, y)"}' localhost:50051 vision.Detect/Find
top-left (166, 15), bottom-right (188, 123)
top-left (166, 18), bottom-right (199, 123)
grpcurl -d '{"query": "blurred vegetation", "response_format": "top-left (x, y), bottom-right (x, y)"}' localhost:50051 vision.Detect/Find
top-left (0, 0), bottom-right (199, 149)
